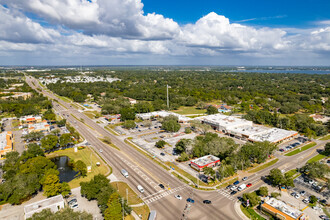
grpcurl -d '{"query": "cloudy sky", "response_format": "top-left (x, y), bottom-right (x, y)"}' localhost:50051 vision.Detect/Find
top-left (0, 0), bottom-right (329, 66)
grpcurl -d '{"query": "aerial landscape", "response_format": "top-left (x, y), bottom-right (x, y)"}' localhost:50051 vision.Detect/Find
top-left (0, 1), bottom-right (329, 220)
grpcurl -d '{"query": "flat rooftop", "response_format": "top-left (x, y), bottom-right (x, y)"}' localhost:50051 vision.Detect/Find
top-left (264, 198), bottom-right (303, 219)
top-left (191, 155), bottom-right (220, 167)
top-left (24, 195), bottom-right (64, 214)
top-left (249, 128), bottom-right (297, 143)
top-left (198, 114), bottom-right (253, 129)
top-left (0, 132), bottom-right (7, 150)
top-left (136, 111), bottom-right (191, 122)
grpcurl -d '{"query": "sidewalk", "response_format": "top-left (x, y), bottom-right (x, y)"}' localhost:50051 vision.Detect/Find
top-left (234, 200), bottom-right (250, 220)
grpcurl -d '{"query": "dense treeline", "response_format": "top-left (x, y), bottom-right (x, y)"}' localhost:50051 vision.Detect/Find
top-left (45, 71), bottom-right (329, 114)
top-left (0, 146), bottom-right (70, 205)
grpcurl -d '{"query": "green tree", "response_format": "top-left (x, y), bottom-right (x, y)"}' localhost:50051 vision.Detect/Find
top-left (23, 131), bottom-right (44, 142)
top-left (324, 143), bottom-right (330, 156)
top-left (104, 192), bottom-right (122, 220)
top-left (60, 182), bottom-right (71, 197)
top-left (43, 109), bottom-right (56, 121)
top-left (206, 105), bottom-right (218, 115)
top-left (41, 135), bottom-right (59, 151)
top-left (119, 107), bottom-right (135, 121)
top-left (155, 140), bottom-right (166, 148)
top-left (59, 133), bottom-right (72, 147)
top-left (175, 139), bottom-right (191, 154)
top-left (56, 119), bottom-right (66, 127)
top-left (242, 192), bottom-right (261, 207)
top-left (309, 195), bottom-right (317, 204)
top-left (122, 120), bottom-right (136, 129)
top-left (302, 161), bottom-right (330, 179)
top-left (270, 192), bottom-right (281, 198)
top-left (177, 152), bottom-right (190, 162)
top-left (184, 127), bottom-right (192, 134)
top-left (161, 115), bottom-right (180, 132)
top-left (257, 186), bottom-right (268, 197)
top-left (74, 160), bottom-right (87, 177)
top-left (203, 167), bottom-right (216, 180)
top-left (42, 174), bottom-right (62, 197)
top-left (21, 143), bottom-right (45, 161)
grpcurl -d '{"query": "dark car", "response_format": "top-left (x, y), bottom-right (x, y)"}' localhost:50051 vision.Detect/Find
top-left (231, 191), bottom-right (237, 195)
top-left (187, 198), bottom-right (195, 203)
top-left (160, 152), bottom-right (165, 156)
top-left (203, 200), bottom-right (212, 204)
top-left (226, 184), bottom-right (232, 190)
top-left (159, 184), bottom-right (165, 189)
top-left (233, 180), bottom-right (240, 185)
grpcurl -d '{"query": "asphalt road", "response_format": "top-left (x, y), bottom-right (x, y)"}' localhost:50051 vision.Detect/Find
top-left (25, 76), bottom-right (329, 220)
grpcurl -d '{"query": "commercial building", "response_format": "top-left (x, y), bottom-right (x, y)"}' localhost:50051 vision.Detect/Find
top-left (24, 195), bottom-right (65, 219)
top-left (28, 122), bottom-right (50, 133)
top-left (0, 131), bottom-right (13, 158)
top-left (20, 115), bottom-right (42, 124)
top-left (198, 114), bottom-right (297, 144)
top-left (261, 198), bottom-right (308, 220)
top-left (136, 111), bottom-right (191, 123)
top-left (190, 155), bottom-right (220, 171)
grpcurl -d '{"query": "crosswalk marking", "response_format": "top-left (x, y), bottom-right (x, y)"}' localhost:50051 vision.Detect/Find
top-left (217, 189), bottom-right (235, 201)
top-left (143, 185), bottom-right (187, 204)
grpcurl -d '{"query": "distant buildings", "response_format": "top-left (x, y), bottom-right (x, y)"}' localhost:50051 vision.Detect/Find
top-left (309, 114), bottom-right (329, 123)
top-left (136, 111), bottom-right (191, 123)
top-left (0, 131), bottom-right (13, 158)
top-left (24, 195), bottom-right (65, 219)
top-left (190, 155), bottom-right (220, 171)
top-left (261, 197), bottom-right (308, 220)
top-left (39, 75), bottom-right (121, 85)
top-left (0, 92), bottom-right (32, 100)
top-left (210, 104), bottom-right (232, 113)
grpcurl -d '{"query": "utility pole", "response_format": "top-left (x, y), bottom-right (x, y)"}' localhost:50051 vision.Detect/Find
top-left (122, 198), bottom-right (124, 220)
top-left (167, 84), bottom-right (169, 109)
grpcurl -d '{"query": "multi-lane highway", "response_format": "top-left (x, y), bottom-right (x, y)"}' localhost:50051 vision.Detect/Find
top-left (25, 76), bottom-right (329, 220)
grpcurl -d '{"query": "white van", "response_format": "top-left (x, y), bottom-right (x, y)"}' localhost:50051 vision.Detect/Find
top-left (238, 184), bottom-right (246, 191)
top-left (121, 169), bottom-right (129, 178)
top-left (137, 185), bottom-right (144, 193)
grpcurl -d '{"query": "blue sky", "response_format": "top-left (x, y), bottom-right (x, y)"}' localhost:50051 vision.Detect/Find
top-left (0, 0), bottom-right (329, 66)
top-left (143, 0), bottom-right (330, 27)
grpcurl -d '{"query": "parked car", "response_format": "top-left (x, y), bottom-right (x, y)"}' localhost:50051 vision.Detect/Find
top-left (203, 200), bottom-right (212, 204)
top-left (187, 198), bottom-right (195, 203)
top-left (291, 192), bottom-right (296, 197)
top-left (300, 191), bottom-right (306, 196)
top-left (303, 199), bottom-right (309, 204)
top-left (295, 194), bottom-right (300, 199)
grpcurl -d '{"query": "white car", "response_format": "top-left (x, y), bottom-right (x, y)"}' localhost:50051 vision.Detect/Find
top-left (295, 194), bottom-right (300, 199)
top-left (174, 195), bottom-right (182, 200)
top-left (230, 186), bottom-right (237, 191)
top-left (99, 149), bottom-right (103, 153)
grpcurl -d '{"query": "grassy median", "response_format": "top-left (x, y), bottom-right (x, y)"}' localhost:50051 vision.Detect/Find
top-left (248, 158), bottom-right (279, 173)
top-left (285, 142), bottom-right (316, 156)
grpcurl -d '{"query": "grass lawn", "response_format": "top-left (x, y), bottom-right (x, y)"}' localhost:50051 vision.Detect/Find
top-left (285, 142), bottom-right (317, 156)
top-left (111, 182), bottom-right (143, 205)
top-left (240, 205), bottom-right (266, 220)
top-left (173, 106), bottom-right (206, 115)
top-left (217, 177), bottom-right (238, 189)
top-left (248, 158), bottom-right (279, 173)
top-left (285, 169), bottom-right (299, 178)
top-left (132, 205), bottom-right (150, 220)
top-left (307, 154), bottom-right (326, 163)
top-left (11, 119), bottom-right (20, 128)
top-left (84, 112), bottom-right (95, 119)
top-left (47, 147), bottom-right (110, 188)
top-left (320, 134), bottom-right (330, 140)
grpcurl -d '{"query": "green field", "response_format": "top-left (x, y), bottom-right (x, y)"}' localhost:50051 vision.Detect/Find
top-left (248, 158), bottom-right (279, 173)
top-left (132, 205), bottom-right (150, 220)
top-left (320, 134), bottom-right (330, 141)
top-left (285, 142), bottom-right (316, 156)
top-left (47, 147), bottom-right (110, 188)
top-left (308, 154), bottom-right (326, 163)
top-left (240, 205), bottom-right (266, 220)
top-left (173, 106), bottom-right (206, 115)
top-left (111, 181), bottom-right (143, 205)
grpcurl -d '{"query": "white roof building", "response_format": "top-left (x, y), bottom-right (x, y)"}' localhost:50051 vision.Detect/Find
top-left (136, 111), bottom-right (192, 123)
top-left (24, 195), bottom-right (65, 219)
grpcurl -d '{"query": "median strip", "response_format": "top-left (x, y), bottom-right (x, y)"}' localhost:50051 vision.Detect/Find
top-left (284, 142), bottom-right (316, 156)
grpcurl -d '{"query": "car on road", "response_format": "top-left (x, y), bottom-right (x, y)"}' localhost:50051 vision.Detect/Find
top-left (230, 191), bottom-right (237, 195)
top-left (320, 215), bottom-right (330, 220)
top-left (174, 195), bottom-right (182, 200)
top-left (242, 177), bottom-right (248, 181)
top-left (99, 149), bottom-right (103, 153)
top-left (230, 185), bottom-right (237, 191)
top-left (233, 180), bottom-right (240, 185)
top-left (226, 184), bottom-right (232, 190)
top-left (137, 185), bottom-right (144, 193)
top-left (159, 184), bottom-right (165, 189)
top-left (187, 198), bottom-right (195, 203)
top-left (203, 200), bottom-right (212, 204)
top-left (246, 183), bottom-right (252, 187)
top-left (160, 152), bottom-right (165, 156)
top-left (279, 148), bottom-right (284, 152)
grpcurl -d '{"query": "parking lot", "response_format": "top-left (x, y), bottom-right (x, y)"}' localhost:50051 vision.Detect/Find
top-left (292, 175), bottom-right (329, 202)
top-left (277, 136), bottom-right (309, 153)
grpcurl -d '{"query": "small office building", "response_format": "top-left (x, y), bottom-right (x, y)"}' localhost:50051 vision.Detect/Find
top-left (190, 155), bottom-right (220, 171)
top-left (24, 195), bottom-right (65, 219)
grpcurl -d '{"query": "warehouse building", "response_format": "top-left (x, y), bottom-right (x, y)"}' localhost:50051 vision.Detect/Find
top-left (0, 131), bottom-right (13, 158)
top-left (136, 111), bottom-right (191, 123)
top-left (261, 198), bottom-right (308, 220)
top-left (198, 114), bottom-right (253, 132)
top-left (190, 155), bottom-right (220, 171)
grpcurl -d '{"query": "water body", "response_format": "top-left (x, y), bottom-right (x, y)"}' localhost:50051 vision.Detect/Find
top-left (226, 69), bottom-right (330, 74)
top-left (51, 156), bottom-right (78, 183)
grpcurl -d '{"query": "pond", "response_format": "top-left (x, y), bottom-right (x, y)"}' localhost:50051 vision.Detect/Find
top-left (51, 156), bottom-right (78, 183)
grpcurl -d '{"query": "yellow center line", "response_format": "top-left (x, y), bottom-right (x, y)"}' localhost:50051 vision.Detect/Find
top-left (301, 206), bottom-right (309, 211)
